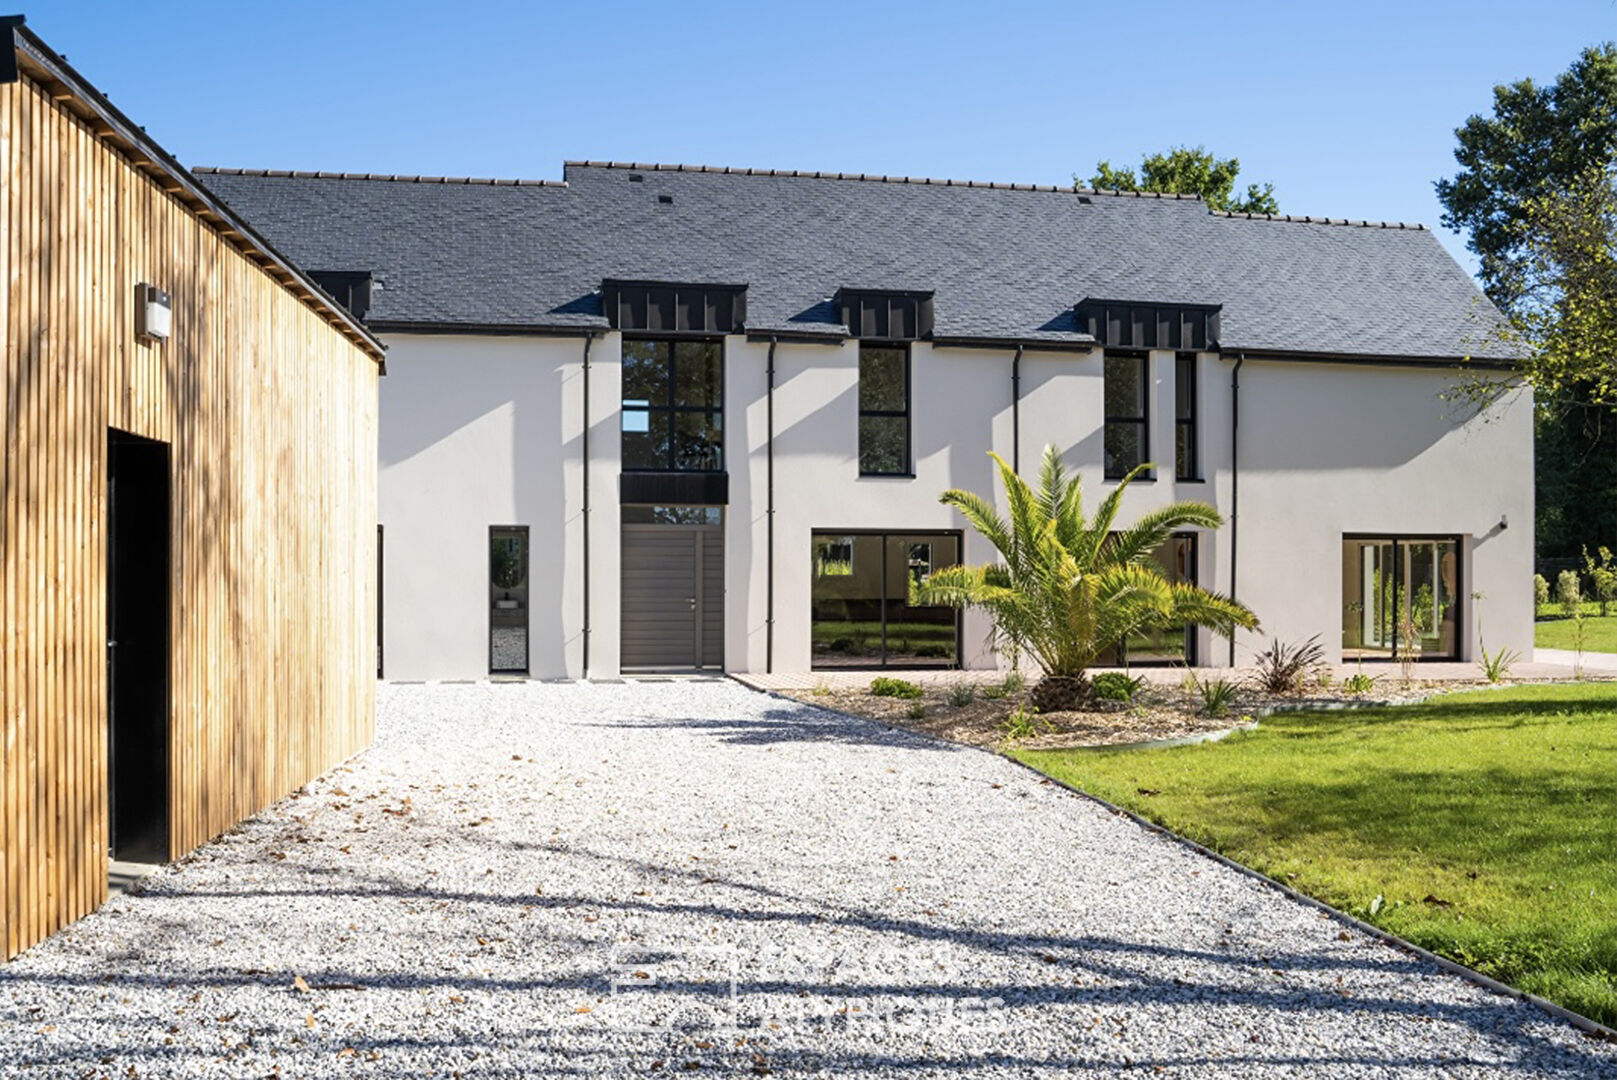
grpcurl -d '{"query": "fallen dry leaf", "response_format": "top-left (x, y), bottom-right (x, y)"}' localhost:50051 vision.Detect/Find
top-left (292, 976), bottom-right (310, 994)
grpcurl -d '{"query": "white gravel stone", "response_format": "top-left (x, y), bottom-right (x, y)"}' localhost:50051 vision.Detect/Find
top-left (1, 679), bottom-right (1611, 1077)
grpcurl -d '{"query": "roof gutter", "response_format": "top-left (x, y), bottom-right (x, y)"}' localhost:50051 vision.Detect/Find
top-left (8, 21), bottom-right (385, 363)
top-left (930, 334), bottom-right (1097, 353)
top-left (743, 329), bottom-right (847, 345)
top-left (1218, 347), bottom-right (1518, 371)
top-left (368, 321), bottom-right (612, 338)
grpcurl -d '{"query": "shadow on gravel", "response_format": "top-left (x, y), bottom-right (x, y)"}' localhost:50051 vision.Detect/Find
top-left (20, 844), bottom-right (1596, 1066)
top-left (579, 704), bottom-right (959, 750)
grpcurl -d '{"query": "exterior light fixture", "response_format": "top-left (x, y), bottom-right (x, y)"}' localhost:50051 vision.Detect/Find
top-left (135, 283), bottom-right (171, 342)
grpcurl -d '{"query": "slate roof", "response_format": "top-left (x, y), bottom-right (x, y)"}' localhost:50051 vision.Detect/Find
top-left (193, 161), bottom-right (1517, 362)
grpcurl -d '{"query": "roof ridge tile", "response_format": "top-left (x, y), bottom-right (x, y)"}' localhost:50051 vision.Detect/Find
top-left (1209, 208), bottom-right (1426, 230)
top-left (191, 166), bottom-right (567, 188)
top-left (561, 159), bottom-right (1184, 199)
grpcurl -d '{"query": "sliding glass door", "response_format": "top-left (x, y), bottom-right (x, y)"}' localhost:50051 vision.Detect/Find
top-left (811, 531), bottom-right (962, 668)
top-left (1342, 536), bottom-right (1460, 661)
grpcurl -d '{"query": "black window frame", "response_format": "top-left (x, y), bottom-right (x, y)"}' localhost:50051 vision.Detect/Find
top-left (1175, 352), bottom-right (1199, 481)
top-left (1104, 531), bottom-right (1199, 666)
top-left (488, 525), bottom-right (531, 676)
top-left (1341, 533), bottom-right (1464, 662)
top-left (810, 528), bottom-right (964, 670)
top-left (1104, 350), bottom-right (1150, 480)
top-left (620, 334), bottom-right (726, 474)
top-left (857, 341), bottom-right (912, 478)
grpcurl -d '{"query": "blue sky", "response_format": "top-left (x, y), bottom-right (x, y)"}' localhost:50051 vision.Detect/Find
top-left (22, 1), bottom-right (1617, 273)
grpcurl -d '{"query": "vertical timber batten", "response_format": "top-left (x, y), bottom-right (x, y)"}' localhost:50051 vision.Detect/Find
top-left (0, 63), bottom-right (381, 958)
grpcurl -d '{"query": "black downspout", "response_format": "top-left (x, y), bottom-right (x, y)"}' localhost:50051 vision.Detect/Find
top-left (582, 334), bottom-right (594, 678)
top-left (1011, 344), bottom-right (1023, 474)
top-left (1228, 354), bottom-right (1243, 667)
top-left (766, 336), bottom-right (777, 672)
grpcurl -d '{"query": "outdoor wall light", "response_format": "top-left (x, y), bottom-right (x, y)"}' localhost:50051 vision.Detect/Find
top-left (135, 283), bottom-right (171, 342)
top-left (1499, 514), bottom-right (1509, 531)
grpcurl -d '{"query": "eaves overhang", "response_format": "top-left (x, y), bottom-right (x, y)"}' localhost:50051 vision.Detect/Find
top-left (5, 19), bottom-right (387, 365)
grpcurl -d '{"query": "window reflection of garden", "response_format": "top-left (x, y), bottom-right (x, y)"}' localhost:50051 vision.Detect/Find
top-left (811, 533), bottom-right (959, 667)
top-left (1342, 538), bottom-right (1458, 660)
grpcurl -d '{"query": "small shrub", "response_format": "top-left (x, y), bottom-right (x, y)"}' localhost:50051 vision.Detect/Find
top-left (869, 676), bottom-right (923, 700)
top-left (981, 683), bottom-right (1007, 700)
top-left (1199, 677), bottom-right (1238, 718)
top-left (1477, 643), bottom-right (1520, 684)
top-left (1091, 671), bottom-right (1146, 703)
top-left (1587, 546), bottom-right (1617, 616)
top-left (906, 702), bottom-right (927, 720)
top-left (1001, 670), bottom-right (1027, 695)
top-left (1533, 573), bottom-right (1550, 610)
top-left (945, 683), bottom-right (977, 707)
top-left (1000, 702), bottom-right (1045, 740)
top-left (1252, 634), bottom-right (1327, 694)
top-left (1557, 570), bottom-right (1583, 619)
top-left (810, 679), bottom-right (831, 697)
top-left (1343, 671), bottom-right (1377, 694)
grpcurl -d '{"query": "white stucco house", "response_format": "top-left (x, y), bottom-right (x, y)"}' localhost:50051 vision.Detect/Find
top-left (195, 161), bottom-right (1530, 680)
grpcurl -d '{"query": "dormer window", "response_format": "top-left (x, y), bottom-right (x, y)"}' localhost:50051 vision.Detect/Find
top-left (837, 289), bottom-right (934, 340)
top-left (309, 271), bottom-right (373, 320)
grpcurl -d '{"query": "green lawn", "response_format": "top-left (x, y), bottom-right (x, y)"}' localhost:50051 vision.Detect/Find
top-left (1013, 683), bottom-right (1617, 1026)
top-left (1536, 611), bottom-right (1617, 652)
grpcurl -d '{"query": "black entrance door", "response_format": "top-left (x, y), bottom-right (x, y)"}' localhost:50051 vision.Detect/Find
top-left (107, 430), bottom-right (171, 863)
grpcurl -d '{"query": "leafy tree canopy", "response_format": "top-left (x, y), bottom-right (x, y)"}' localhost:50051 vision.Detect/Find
top-left (1436, 43), bottom-right (1617, 305)
top-left (1085, 146), bottom-right (1279, 215)
top-left (1504, 166), bottom-right (1617, 403)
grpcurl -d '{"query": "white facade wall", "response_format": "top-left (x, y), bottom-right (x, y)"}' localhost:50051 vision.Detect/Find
top-left (376, 331), bottom-right (1534, 680)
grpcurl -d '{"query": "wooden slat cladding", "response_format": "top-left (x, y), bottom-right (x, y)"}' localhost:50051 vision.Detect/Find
top-left (0, 71), bottom-right (379, 958)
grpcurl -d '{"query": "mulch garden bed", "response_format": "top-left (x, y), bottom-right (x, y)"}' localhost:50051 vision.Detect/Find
top-left (779, 672), bottom-right (1563, 750)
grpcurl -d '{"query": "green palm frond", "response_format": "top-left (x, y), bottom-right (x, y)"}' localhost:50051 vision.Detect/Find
top-left (924, 444), bottom-right (1260, 679)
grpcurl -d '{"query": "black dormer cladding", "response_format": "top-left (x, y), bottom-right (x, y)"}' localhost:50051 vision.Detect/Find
top-left (603, 280), bottom-right (747, 334)
top-left (309, 271), bottom-right (374, 321)
top-left (1076, 299), bottom-right (1221, 351)
top-left (838, 289), bottom-right (934, 340)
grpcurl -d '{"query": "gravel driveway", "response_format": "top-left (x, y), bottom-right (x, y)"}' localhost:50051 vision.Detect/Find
top-left (2, 680), bottom-right (1612, 1077)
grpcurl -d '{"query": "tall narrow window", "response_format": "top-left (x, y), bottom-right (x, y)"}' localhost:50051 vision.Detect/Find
top-left (489, 526), bottom-right (529, 675)
top-left (858, 344), bottom-right (910, 476)
top-left (1104, 352), bottom-right (1148, 479)
top-left (1175, 353), bottom-right (1198, 480)
top-left (622, 339), bottom-right (723, 471)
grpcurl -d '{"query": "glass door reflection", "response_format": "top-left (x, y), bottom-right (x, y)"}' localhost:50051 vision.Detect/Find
top-left (490, 526), bottom-right (529, 674)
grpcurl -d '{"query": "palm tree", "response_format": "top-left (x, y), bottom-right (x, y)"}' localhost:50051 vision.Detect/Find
top-left (917, 445), bottom-right (1259, 712)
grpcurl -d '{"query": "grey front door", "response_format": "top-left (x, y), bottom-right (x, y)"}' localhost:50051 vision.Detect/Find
top-left (621, 524), bottom-right (723, 670)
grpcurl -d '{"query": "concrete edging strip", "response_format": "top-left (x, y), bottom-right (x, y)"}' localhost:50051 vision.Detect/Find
top-left (1000, 753), bottom-right (1617, 1045)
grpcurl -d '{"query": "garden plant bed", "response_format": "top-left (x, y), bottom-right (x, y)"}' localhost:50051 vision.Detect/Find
top-left (778, 671), bottom-right (1548, 750)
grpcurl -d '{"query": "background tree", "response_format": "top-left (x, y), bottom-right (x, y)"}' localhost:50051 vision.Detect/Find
top-left (1086, 146), bottom-right (1279, 214)
top-left (1437, 45), bottom-right (1617, 563)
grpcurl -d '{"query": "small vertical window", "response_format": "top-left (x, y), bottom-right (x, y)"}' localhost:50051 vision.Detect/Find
top-left (858, 344), bottom-right (910, 476)
top-left (489, 526), bottom-right (530, 675)
top-left (1104, 352), bottom-right (1148, 479)
top-left (1175, 353), bottom-right (1198, 480)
